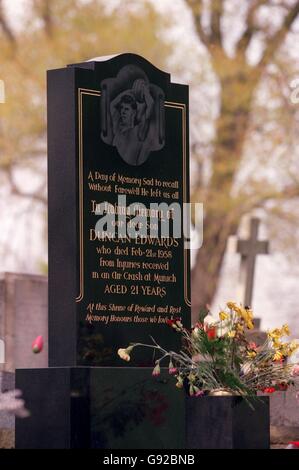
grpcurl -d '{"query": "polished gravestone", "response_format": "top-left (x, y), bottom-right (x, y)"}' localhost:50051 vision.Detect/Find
top-left (16, 368), bottom-right (185, 449)
top-left (16, 53), bottom-right (192, 449)
top-left (47, 53), bottom-right (191, 368)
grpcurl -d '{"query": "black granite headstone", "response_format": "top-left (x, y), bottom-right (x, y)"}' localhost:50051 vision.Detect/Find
top-left (47, 54), bottom-right (191, 367)
top-left (16, 54), bottom-right (192, 449)
top-left (16, 368), bottom-right (186, 449)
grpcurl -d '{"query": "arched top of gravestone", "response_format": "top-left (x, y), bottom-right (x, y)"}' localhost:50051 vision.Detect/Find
top-left (68, 53), bottom-right (171, 90)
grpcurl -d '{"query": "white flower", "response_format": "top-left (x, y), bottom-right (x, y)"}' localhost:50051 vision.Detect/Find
top-left (241, 362), bottom-right (252, 376)
top-left (203, 314), bottom-right (216, 326)
top-left (117, 346), bottom-right (134, 362)
top-left (117, 348), bottom-right (131, 361)
top-left (0, 389), bottom-right (30, 418)
top-left (192, 327), bottom-right (200, 338)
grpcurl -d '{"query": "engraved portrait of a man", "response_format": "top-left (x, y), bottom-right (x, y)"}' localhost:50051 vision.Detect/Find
top-left (101, 65), bottom-right (165, 166)
top-left (110, 79), bottom-right (154, 165)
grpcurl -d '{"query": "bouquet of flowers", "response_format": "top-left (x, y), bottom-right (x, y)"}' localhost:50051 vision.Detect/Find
top-left (118, 302), bottom-right (299, 400)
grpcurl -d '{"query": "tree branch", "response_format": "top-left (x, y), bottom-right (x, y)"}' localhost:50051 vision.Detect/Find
top-left (32, 0), bottom-right (53, 37)
top-left (236, 0), bottom-right (268, 54)
top-left (210, 0), bottom-right (223, 45)
top-left (7, 167), bottom-right (47, 206)
top-left (0, 0), bottom-right (16, 44)
top-left (185, 0), bottom-right (210, 48)
top-left (259, 1), bottom-right (299, 69)
top-left (237, 183), bottom-right (299, 217)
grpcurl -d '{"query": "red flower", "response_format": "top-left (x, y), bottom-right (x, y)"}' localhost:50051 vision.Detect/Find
top-left (288, 441), bottom-right (299, 448)
top-left (206, 326), bottom-right (216, 340)
top-left (262, 387), bottom-right (276, 394)
top-left (278, 383), bottom-right (288, 391)
top-left (166, 317), bottom-right (182, 328)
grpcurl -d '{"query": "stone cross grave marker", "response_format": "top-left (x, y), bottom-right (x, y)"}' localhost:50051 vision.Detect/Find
top-left (237, 217), bottom-right (269, 308)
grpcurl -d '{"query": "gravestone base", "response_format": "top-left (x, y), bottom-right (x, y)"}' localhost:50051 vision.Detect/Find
top-left (16, 368), bottom-right (270, 449)
top-left (15, 367), bottom-right (186, 449)
top-left (186, 396), bottom-right (270, 449)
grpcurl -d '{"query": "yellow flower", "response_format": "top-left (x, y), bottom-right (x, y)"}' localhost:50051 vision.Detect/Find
top-left (272, 339), bottom-right (282, 349)
top-left (227, 301), bottom-right (237, 310)
top-left (246, 351), bottom-right (257, 359)
top-left (290, 340), bottom-right (299, 351)
top-left (282, 324), bottom-right (290, 336)
top-left (246, 320), bottom-right (254, 330)
top-left (239, 307), bottom-right (253, 324)
top-left (236, 323), bottom-right (244, 333)
top-left (227, 330), bottom-right (236, 338)
top-left (226, 302), bottom-right (242, 315)
top-left (284, 341), bottom-right (299, 356)
top-left (268, 325), bottom-right (290, 341)
top-left (268, 328), bottom-right (282, 341)
top-left (219, 311), bottom-right (229, 321)
top-left (273, 351), bottom-right (283, 361)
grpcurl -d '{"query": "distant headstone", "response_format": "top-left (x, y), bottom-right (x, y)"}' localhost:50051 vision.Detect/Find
top-left (0, 372), bottom-right (15, 432)
top-left (0, 273), bottom-right (47, 439)
top-left (237, 218), bottom-right (269, 307)
top-left (0, 272), bottom-right (48, 371)
top-left (270, 391), bottom-right (299, 427)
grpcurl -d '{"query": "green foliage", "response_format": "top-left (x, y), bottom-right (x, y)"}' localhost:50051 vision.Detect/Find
top-left (197, 307), bottom-right (209, 324)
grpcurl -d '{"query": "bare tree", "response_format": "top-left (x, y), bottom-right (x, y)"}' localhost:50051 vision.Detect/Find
top-left (186, 0), bottom-right (299, 318)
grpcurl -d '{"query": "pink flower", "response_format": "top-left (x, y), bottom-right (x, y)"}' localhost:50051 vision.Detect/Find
top-left (32, 335), bottom-right (43, 354)
top-left (152, 363), bottom-right (161, 377)
top-left (291, 364), bottom-right (299, 377)
top-left (168, 359), bottom-right (177, 375)
top-left (194, 390), bottom-right (204, 397)
top-left (248, 342), bottom-right (257, 351)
